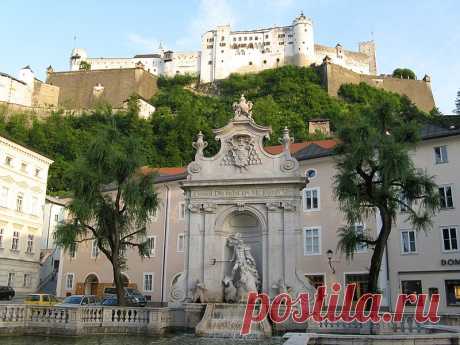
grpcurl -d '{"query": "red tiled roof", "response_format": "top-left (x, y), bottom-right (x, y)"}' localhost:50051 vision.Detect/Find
top-left (264, 139), bottom-right (338, 155)
top-left (139, 166), bottom-right (187, 176)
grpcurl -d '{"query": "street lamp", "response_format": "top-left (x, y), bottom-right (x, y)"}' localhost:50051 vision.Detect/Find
top-left (326, 249), bottom-right (336, 274)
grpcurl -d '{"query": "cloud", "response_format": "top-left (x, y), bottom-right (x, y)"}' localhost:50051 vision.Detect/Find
top-left (176, 0), bottom-right (236, 50)
top-left (127, 33), bottom-right (159, 52)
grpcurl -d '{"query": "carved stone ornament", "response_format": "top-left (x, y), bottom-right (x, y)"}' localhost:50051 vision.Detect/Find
top-left (222, 135), bottom-right (261, 171)
top-left (266, 202), bottom-right (281, 211)
top-left (282, 201), bottom-right (297, 212)
top-left (232, 94), bottom-right (254, 121)
top-left (192, 131), bottom-right (208, 159)
top-left (188, 161), bottom-right (201, 174)
top-left (236, 202), bottom-right (245, 212)
top-left (203, 203), bottom-right (217, 213)
top-left (188, 203), bottom-right (202, 213)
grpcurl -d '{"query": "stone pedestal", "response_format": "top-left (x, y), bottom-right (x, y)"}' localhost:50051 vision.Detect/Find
top-left (195, 303), bottom-right (272, 339)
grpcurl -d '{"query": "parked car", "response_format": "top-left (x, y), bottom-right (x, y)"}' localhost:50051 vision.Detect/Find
top-left (55, 295), bottom-right (98, 308)
top-left (102, 287), bottom-right (146, 307)
top-left (0, 286), bottom-right (15, 300)
top-left (101, 295), bottom-right (139, 307)
top-left (24, 294), bottom-right (60, 306)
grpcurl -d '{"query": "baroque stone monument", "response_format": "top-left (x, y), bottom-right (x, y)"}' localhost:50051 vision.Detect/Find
top-left (178, 95), bottom-right (314, 337)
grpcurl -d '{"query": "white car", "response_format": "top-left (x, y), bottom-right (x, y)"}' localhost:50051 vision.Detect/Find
top-left (55, 295), bottom-right (98, 308)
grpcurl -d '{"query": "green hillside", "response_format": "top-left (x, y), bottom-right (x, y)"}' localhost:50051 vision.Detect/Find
top-left (0, 65), bottom-right (425, 194)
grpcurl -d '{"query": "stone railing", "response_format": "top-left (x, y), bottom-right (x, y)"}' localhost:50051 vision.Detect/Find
top-left (0, 304), bottom-right (175, 336)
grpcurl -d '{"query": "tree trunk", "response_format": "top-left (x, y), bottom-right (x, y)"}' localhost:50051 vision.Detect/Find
top-left (368, 209), bottom-right (392, 294)
top-left (112, 254), bottom-right (126, 306)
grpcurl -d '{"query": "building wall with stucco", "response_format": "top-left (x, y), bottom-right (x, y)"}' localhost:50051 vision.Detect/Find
top-left (0, 136), bottom-right (53, 294)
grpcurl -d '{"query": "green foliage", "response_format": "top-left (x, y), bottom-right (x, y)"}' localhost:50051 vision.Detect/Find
top-left (454, 89), bottom-right (460, 115)
top-left (0, 65), bottom-right (427, 194)
top-left (333, 86), bottom-right (439, 292)
top-left (54, 126), bottom-right (159, 305)
top-left (79, 61), bottom-right (91, 71)
top-left (392, 68), bottom-right (416, 80)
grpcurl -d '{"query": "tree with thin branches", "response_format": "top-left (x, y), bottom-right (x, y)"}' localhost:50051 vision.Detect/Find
top-left (54, 126), bottom-right (158, 305)
top-left (334, 96), bottom-right (440, 294)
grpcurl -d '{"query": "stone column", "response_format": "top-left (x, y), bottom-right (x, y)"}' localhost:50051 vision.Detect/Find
top-left (266, 202), bottom-right (283, 297)
top-left (202, 203), bottom-right (219, 301)
top-left (282, 200), bottom-right (302, 292)
top-left (186, 202), bottom-right (204, 300)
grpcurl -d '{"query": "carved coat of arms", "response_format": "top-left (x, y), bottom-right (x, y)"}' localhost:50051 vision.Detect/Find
top-left (223, 135), bottom-right (261, 170)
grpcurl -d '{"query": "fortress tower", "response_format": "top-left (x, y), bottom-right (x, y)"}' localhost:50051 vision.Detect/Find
top-left (69, 48), bottom-right (88, 71)
top-left (291, 12), bottom-right (315, 66)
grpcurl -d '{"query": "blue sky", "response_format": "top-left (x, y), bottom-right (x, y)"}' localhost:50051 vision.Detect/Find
top-left (1, 0), bottom-right (458, 113)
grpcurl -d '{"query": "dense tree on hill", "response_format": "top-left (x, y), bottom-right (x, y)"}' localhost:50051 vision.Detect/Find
top-left (0, 66), bottom-right (426, 194)
top-left (392, 68), bottom-right (416, 80)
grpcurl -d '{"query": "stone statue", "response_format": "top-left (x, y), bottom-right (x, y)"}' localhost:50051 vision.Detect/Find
top-left (232, 94), bottom-right (253, 121)
top-left (222, 276), bottom-right (237, 303)
top-left (226, 233), bottom-right (260, 302)
top-left (191, 279), bottom-right (208, 303)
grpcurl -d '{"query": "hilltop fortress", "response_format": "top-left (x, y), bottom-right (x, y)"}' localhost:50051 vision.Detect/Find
top-left (69, 13), bottom-right (376, 83)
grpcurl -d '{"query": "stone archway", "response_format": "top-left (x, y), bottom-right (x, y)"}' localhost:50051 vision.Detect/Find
top-left (84, 273), bottom-right (99, 295)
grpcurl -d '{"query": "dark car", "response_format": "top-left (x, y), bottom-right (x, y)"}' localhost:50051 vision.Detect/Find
top-left (0, 286), bottom-right (15, 300)
top-left (103, 287), bottom-right (146, 307)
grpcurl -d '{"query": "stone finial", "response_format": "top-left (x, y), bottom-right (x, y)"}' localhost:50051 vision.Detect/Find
top-left (232, 94), bottom-right (254, 121)
top-left (279, 126), bottom-right (294, 156)
top-left (192, 131), bottom-right (208, 159)
top-left (323, 55), bottom-right (332, 64)
top-left (46, 65), bottom-right (54, 76)
top-left (135, 61), bottom-right (145, 69)
top-left (423, 74), bottom-right (431, 83)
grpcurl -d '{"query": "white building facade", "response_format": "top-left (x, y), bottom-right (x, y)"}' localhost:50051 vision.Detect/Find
top-left (0, 136), bottom-right (53, 294)
top-left (69, 13), bottom-right (375, 83)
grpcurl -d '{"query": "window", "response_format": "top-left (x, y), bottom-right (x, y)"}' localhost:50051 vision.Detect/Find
top-left (147, 236), bottom-right (156, 256)
top-left (143, 273), bottom-right (154, 292)
top-left (65, 273), bottom-right (74, 290)
top-left (0, 228), bottom-right (3, 248)
top-left (353, 224), bottom-right (368, 253)
top-left (20, 162), bottom-right (27, 172)
top-left (303, 187), bottom-right (320, 211)
top-left (35, 168), bottom-right (41, 177)
top-left (26, 234), bottom-right (33, 254)
top-left (439, 186), bottom-right (454, 209)
top-left (179, 203), bottom-right (186, 220)
top-left (305, 274), bottom-right (325, 290)
top-left (54, 214), bottom-right (59, 222)
top-left (249, 61), bottom-right (253, 65)
top-left (16, 193), bottom-right (23, 212)
top-left (69, 243), bottom-right (76, 259)
top-left (8, 273), bottom-right (15, 287)
top-left (11, 231), bottom-right (19, 251)
top-left (345, 273), bottom-right (369, 301)
top-left (23, 273), bottom-right (31, 287)
top-left (434, 146), bottom-right (448, 164)
top-left (401, 280), bottom-right (422, 301)
top-left (445, 280), bottom-right (460, 306)
top-left (303, 227), bottom-right (321, 255)
top-left (177, 233), bottom-right (185, 253)
top-left (442, 227), bottom-right (458, 252)
top-left (0, 187), bottom-right (8, 207)
top-left (401, 230), bottom-right (416, 253)
top-left (91, 240), bottom-right (99, 258)
top-left (5, 156), bottom-right (12, 166)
